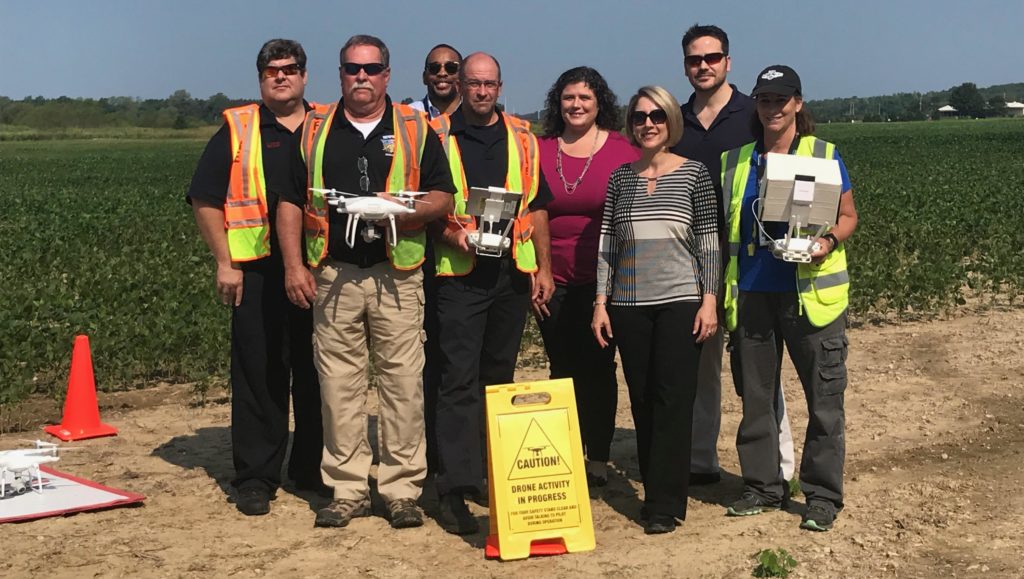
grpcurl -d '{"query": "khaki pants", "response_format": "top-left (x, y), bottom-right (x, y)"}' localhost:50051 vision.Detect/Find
top-left (313, 260), bottom-right (426, 502)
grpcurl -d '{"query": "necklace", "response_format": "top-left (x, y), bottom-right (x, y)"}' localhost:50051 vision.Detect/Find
top-left (556, 129), bottom-right (600, 195)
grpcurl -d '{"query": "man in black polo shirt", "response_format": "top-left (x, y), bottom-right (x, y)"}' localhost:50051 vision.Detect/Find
top-left (670, 24), bottom-right (794, 487)
top-left (187, 39), bottom-right (323, 517)
top-left (429, 52), bottom-right (555, 535)
top-left (276, 35), bottom-right (455, 531)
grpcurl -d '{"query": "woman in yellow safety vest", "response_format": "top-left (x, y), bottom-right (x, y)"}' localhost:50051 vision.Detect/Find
top-left (721, 65), bottom-right (858, 533)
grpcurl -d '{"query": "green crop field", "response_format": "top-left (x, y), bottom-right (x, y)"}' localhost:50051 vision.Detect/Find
top-left (1, 119), bottom-right (1022, 406)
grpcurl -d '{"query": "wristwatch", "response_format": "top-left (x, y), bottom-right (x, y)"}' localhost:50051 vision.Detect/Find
top-left (822, 233), bottom-right (839, 253)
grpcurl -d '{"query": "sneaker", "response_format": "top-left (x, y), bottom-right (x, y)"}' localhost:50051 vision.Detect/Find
top-left (438, 493), bottom-right (479, 535)
top-left (726, 492), bottom-right (782, 517)
top-left (387, 498), bottom-right (424, 529)
top-left (235, 486), bottom-right (272, 516)
top-left (800, 500), bottom-right (837, 532)
top-left (314, 497), bottom-right (371, 528)
top-left (689, 471), bottom-right (721, 486)
top-left (644, 514), bottom-right (678, 535)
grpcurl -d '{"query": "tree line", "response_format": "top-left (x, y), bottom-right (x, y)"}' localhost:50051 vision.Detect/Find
top-left (2, 82), bottom-right (1022, 130)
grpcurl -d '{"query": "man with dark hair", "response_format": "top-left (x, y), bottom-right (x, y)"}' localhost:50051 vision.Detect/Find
top-left (277, 34), bottom-right (456, 531)
top-left (428, 52), bottom-right (555, 535)
top-left (411, 43), bottom-right (462, 119)
top-left (670, 23), bottom-right (795, 488)
top-left (187, 38), bottom-right (323, 517)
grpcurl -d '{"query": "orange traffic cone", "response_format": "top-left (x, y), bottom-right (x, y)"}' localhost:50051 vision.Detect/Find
top-left (44, 335), bottom-right (118, 441)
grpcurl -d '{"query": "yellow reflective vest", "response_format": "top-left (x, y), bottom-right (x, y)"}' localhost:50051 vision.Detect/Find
top-left (223, 104), bottom-right (271, 262)
top-left (721, 135), bottom-right (850, 330)
top-left (429, 112), bottom-right (540, 276)
top-left (300, 102), bottom-right (429, 269)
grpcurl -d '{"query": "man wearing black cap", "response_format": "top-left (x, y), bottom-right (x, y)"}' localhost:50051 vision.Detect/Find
top-left (669, 23), bottom-right (795, 489)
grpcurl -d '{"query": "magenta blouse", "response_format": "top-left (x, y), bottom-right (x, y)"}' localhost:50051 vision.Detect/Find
top-left (538, 131), bottom-right (640, 286)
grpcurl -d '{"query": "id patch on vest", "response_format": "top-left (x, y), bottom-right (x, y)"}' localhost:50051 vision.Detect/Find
top-left (381, 135), bottom-right (395, 156)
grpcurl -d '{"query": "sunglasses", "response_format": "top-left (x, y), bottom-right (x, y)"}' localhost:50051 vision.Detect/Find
top-left (426, 61), bottom-right (459, 75)
top-left (357, 156), bottom-right (369, 193)
top-left (684, 52), bottom-right (726, 68)
top-left (262, 64), bottom-right (303, 79)
top-left (340, 62), bottom-right (387, 76)
top-left (630, 109), bottom-right (668, 126)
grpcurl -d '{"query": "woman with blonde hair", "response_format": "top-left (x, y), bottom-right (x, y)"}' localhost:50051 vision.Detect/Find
top-left (592, 85), bottom-right (719, 534)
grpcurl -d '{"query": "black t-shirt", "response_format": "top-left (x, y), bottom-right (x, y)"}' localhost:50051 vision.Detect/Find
top-left (449, 109), bottom-right (553, 211)
top-left (276, 97), bottom-right (456, 268)
top-left (186, 102), bottom-right (309, 266)
top-left (669, 85), bottom-right (757, 234)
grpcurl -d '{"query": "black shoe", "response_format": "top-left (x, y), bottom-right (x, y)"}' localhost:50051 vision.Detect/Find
top-left (235, 486), bottom-right (272, 517)
top-left (468, 488), bottom-right (489, 508)
top-left (726, 492), bottom-right (782, 517)
top-left (689, 471), bottom-right (721, 486)
top-left (438, 493), bottom-right (479, 535)
top-left (644, 514), bottom-right (678, 534)
top-left (314, 497), bottom-right (371, 528)
top-left (800, 500), bottom-right (837, 532)
top-left (387, 498), bottom-right (424, 529)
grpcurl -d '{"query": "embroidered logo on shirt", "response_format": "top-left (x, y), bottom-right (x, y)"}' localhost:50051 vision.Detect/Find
top-left (381, 135), bottom-right (396, 156)
top-left (761, 69), bottom-right (783, 81)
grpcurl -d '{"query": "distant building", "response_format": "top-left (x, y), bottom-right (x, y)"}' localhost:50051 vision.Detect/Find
top-left (937, 104), bottom-right (958, 119)
top-left (1005, 101), bottom-right (1024, 117)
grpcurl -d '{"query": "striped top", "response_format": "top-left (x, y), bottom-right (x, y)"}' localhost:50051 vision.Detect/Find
top-left (596, 160), bottom-right (720, 306)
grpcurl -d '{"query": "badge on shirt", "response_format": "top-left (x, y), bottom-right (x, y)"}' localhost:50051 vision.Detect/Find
top-left (381, 135), bottom-right (396, 157)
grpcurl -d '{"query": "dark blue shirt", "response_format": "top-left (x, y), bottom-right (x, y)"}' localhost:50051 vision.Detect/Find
top-left (670, 85), bottom-right (757, 233)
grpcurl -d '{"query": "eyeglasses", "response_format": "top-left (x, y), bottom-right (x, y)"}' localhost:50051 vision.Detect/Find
top-left (261, 64), bottom-right (303, 79)
top-left (357, 156), bottom-right (369, 193)
top-left (426, 61), bottom-right (459, 75)
top-left (340, 62), bottom-right (387, 76)
top-left (464, 79), bottom-right (500, 90)
top-left (630, 109), bottom-right (668, 126)
top-left (684, 52), bottom-right (726, 68)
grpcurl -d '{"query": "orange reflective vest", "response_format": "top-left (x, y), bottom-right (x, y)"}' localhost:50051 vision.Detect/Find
top-left (223, 104), bottom-right (271, 262)
top-left (300, 102), bottom-right (429, 269)
top-left (429, 112), bottom-right (540, 276)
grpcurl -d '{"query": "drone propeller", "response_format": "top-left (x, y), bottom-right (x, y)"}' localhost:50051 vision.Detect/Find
top-left (309, 187), bottom-right (358, 197)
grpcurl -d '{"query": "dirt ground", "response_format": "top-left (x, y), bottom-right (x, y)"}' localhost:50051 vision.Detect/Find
top-left (2, 306), bottom-right (1022, 578)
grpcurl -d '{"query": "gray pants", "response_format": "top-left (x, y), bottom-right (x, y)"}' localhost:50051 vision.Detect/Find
top-left (733, 291), bottom-right (847, 508)
top-left (692, 323), bottom-right (796, 478)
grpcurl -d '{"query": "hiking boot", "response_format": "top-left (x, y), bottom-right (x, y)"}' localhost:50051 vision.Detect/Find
top-left (800, 500), bottom-right (837, 532)
top-left (726, 492), bottom-right (782, 517)
top-left (387, 498), bottom-right (424, 529)
top-left (438, 493), bottom-right (478, 535)
top-left (314, 497), bottom-right (371, 528)
top-left (235, 486), bottom-right (272, 517)
top-left (644, 514), bottom-right (678, 535)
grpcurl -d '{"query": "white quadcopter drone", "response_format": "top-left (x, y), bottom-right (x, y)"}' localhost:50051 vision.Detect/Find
top-left (310, 189), bottom-right (429, 248)
top-left (0, 440), bottom-right (62, 498)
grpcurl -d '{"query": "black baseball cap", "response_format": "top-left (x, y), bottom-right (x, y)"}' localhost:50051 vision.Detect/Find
top-left (751, 65), bottom-right (802, 97)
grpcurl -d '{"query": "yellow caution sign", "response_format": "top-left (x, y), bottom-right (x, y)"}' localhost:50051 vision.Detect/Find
top-left (485, 379), bottom-right (595, 560)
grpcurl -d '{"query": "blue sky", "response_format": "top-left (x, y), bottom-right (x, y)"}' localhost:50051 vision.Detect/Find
top-left (2, 0), bottom-right (1020, 113)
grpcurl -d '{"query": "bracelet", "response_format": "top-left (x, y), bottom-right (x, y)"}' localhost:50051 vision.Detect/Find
top-left (822, 233), bottom-right (839, 253)
top-left (593, 300), bottom-right (607, 308)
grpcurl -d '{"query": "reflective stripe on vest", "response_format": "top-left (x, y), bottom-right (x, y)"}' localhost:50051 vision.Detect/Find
top-left (300, 103), bottom-right (428, 269)
top-left (429, 113), bottom-right (540, 276)
top-left (721, 135), bottom-right (850, 330)
top-left (223, 104), bottom-right (270, 262)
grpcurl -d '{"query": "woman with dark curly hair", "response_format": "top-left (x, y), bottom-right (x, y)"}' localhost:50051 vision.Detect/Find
top-left (536, 66), bottom-right (638, 488)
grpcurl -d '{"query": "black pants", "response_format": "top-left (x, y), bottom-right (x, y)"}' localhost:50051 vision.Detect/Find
top-left (434, 259), bottom-right (530, 496)
top-left (230, 261), bottom-right (323, 491)
top-left (733, 292), bottom-right (847, 508)
top-left (422, 243), bottom-right (441, 474)
top-left (536, 282), bottom-right (617, 462)
top-left (610, 301), bottom-right (702, 519)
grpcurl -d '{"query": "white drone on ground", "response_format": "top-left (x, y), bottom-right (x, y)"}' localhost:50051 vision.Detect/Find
top-left (0, 440), bottom-right (62, 498)
top-left (310, 189), bottom-right (429, 248)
